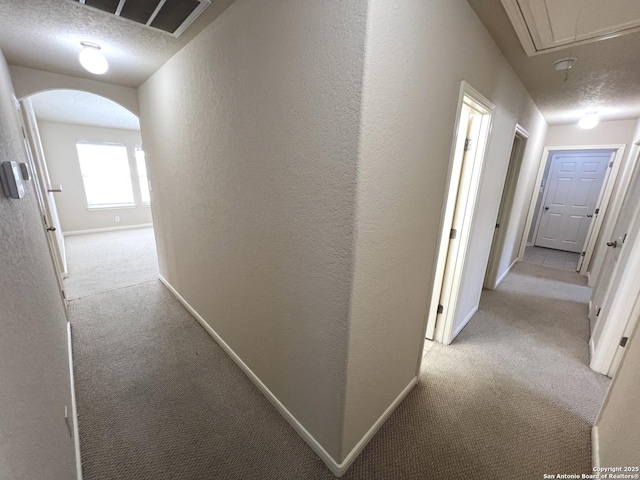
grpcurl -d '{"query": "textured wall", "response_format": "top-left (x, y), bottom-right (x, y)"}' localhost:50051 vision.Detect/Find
top-left (343, 0), bottom-right (549, 454)
top-left (138, 0), bottom-right (367, 463)
top-left (38, 121), bottom-right (151, 232)
top-left (0, 50), bottom-right (76, 479)
top-left (10, 65), bottom-right (139, 115)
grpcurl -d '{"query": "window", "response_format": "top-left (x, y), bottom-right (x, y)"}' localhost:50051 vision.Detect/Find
top-left (135, 145), bottom-right (151, 205)
top-left (76, 142), bottom-right (135, 208)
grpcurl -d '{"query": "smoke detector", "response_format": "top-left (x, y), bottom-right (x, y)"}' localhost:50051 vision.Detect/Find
top-left (553, 57), bottom-right (577, 71)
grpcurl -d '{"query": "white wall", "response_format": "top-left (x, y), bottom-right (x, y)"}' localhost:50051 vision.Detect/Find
top-left (139, 0), bottom-right (367, 467)
top-left (0, 49), bottom-right (76, 480)
top-left (343, 0), bottom-right (549, 451)
top-left (594, 319), bottom-right (640, 466)
top-left (38, 121), bottom-right (152, 233)
top-left (9, 65), bottom-right (139, 116)
top-left (545, 119), bottom-right (638, 147)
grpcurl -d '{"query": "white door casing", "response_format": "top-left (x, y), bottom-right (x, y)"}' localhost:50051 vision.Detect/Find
top-left (534, 151), bottom-right (611, 253)
top-left (424, 82), bottom-right (494, 345)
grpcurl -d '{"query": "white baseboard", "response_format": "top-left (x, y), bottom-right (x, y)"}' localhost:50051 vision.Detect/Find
top-left (592, 426), bottom-right (600, 469)
top-left (494, 258), bottom-right (518, 289)
top-left (339, 376), bottom-right (417, 474)
top-left (63, 224), bottom-right (153, 236)
top-left (66, 322), bottom-right (83, 480)
top-left (451, 305), bottom-right (479, 342)
top-left (158, 274), bottom-right (417, 477)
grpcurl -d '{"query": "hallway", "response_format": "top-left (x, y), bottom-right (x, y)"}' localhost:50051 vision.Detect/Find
top-left (67, 232), bottom-right (610, 479)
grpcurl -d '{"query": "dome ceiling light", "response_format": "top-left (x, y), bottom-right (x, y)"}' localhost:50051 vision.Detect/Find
top-left (79, 42), bottom-right (109, 75)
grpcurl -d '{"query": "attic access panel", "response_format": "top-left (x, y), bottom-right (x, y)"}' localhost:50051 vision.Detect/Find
top-left (74, 0), bottom-right (210, 37)
top-left (501, 0), bottom-right (640, 56)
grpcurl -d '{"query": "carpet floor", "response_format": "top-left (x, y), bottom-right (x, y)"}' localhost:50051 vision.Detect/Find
top-left (69, 249), bottom-right (610, 479)
top-left (63, 227), bottom-right (158, 300)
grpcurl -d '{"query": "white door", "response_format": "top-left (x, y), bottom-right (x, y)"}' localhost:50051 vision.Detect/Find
top-left (535, 151), bottom-right (611, 253)
top-left (590, 155), bottom-right (640, 341)
top-left (18, 98), bottom-right (68, 305)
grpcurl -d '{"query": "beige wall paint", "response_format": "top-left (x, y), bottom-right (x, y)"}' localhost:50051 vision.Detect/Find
top-left (38, 121), bottom-right (152, 233)
top-left (343, 0), bottom-right (548, 453)
top-left (139, 0), bottom-right (367, 464)
top-left (0, 50), bottom-right (76, 479)
top-left (545, 119), bottom-right (637, 147)
top-left (594, 318), bottom-right (640, 466)
top-left (9, 65), bottom-right (139, 116)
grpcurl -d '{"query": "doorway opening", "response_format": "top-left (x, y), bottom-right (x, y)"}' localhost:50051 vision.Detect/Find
top-left (425, 82), bottom-right (494, 345)
top-left (518, 145), bottom-right (626, 276)
top-left (484, 125), bottom-right (529, 290)
top-left (19, 89), bottom-right (159, 303)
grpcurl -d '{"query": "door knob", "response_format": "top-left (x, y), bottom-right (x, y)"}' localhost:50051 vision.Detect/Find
top-left (587, 214), bottom-right (593, 218)
top-left (544, 206), bottom-right (549, 211)
top-left (606, 240), bottom-right (618, 248)
top-left (46, 226), bottom-right (56, 232)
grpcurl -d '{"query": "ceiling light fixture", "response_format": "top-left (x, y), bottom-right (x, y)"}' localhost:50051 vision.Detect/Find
top-left (79, 42), bottom-right (108, 75)
top-left (578, 112), bottom-right (599, 129)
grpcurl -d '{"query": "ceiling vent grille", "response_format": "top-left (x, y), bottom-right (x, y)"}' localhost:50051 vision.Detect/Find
top-left (74, 0), bottom-right (210, 37)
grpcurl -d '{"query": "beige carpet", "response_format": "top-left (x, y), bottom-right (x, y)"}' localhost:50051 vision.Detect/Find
top-left (69, 260), bottom-right (610, 479)
top-left (63, 227), bottom-right (158, 300)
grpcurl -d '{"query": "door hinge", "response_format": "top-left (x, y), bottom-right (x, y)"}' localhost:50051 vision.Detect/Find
top-left (596, 307), bottom-right (601, 317)
top-left (495, 223), bottom-right (500, 228)
top-left (464, 138), bottom-right (472, 151)
top-left (437, 304), bottom-right (444, 314)
top-left (620, 336), bottom-right (628, 348)
top-left (581, 251), bottom-right (586, 257)
top-left (609, 161), bottom-right (614, 168)
top-left (450, 228), bottom-right (457, 240)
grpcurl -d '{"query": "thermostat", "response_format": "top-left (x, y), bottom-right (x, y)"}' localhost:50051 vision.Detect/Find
top-left (0, 161), bottom-right (26, 199)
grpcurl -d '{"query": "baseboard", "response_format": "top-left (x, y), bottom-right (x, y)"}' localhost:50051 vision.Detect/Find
top-left (158, 274), bottom-right (416, 477)
top-left (66, 322), bottom-right (83, 480)
top-left (339, 376), bottom-right (418, 473)
top-left (451, 305), bottom-right (479, 342)
top-left (494, 258), bottom-right (518, 289)
top-left (526, 242), bottom-right (532, 246)
top-left (63, 224), bottom-right (153, 236)
top-left (592, 426), bottom-right (600, 469)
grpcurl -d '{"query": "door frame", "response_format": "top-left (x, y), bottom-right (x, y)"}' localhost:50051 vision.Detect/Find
top-left (424, 81), bottom-right (494, 344)
top-left (484, 124), bottom-right (529, 290)
top-left (517, 144), bottom-right (626, 271)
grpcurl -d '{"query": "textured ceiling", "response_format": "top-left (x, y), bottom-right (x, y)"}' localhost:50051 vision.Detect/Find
top-left (468, 0), bottom-right (640, 125)
top-left (31, 89), bottom-right (140, 131)
top-left (0, 0), bottom-right (235, 88)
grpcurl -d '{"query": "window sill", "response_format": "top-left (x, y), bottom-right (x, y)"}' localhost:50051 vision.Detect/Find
top-left (86, 205), bottom-right (137, 211)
